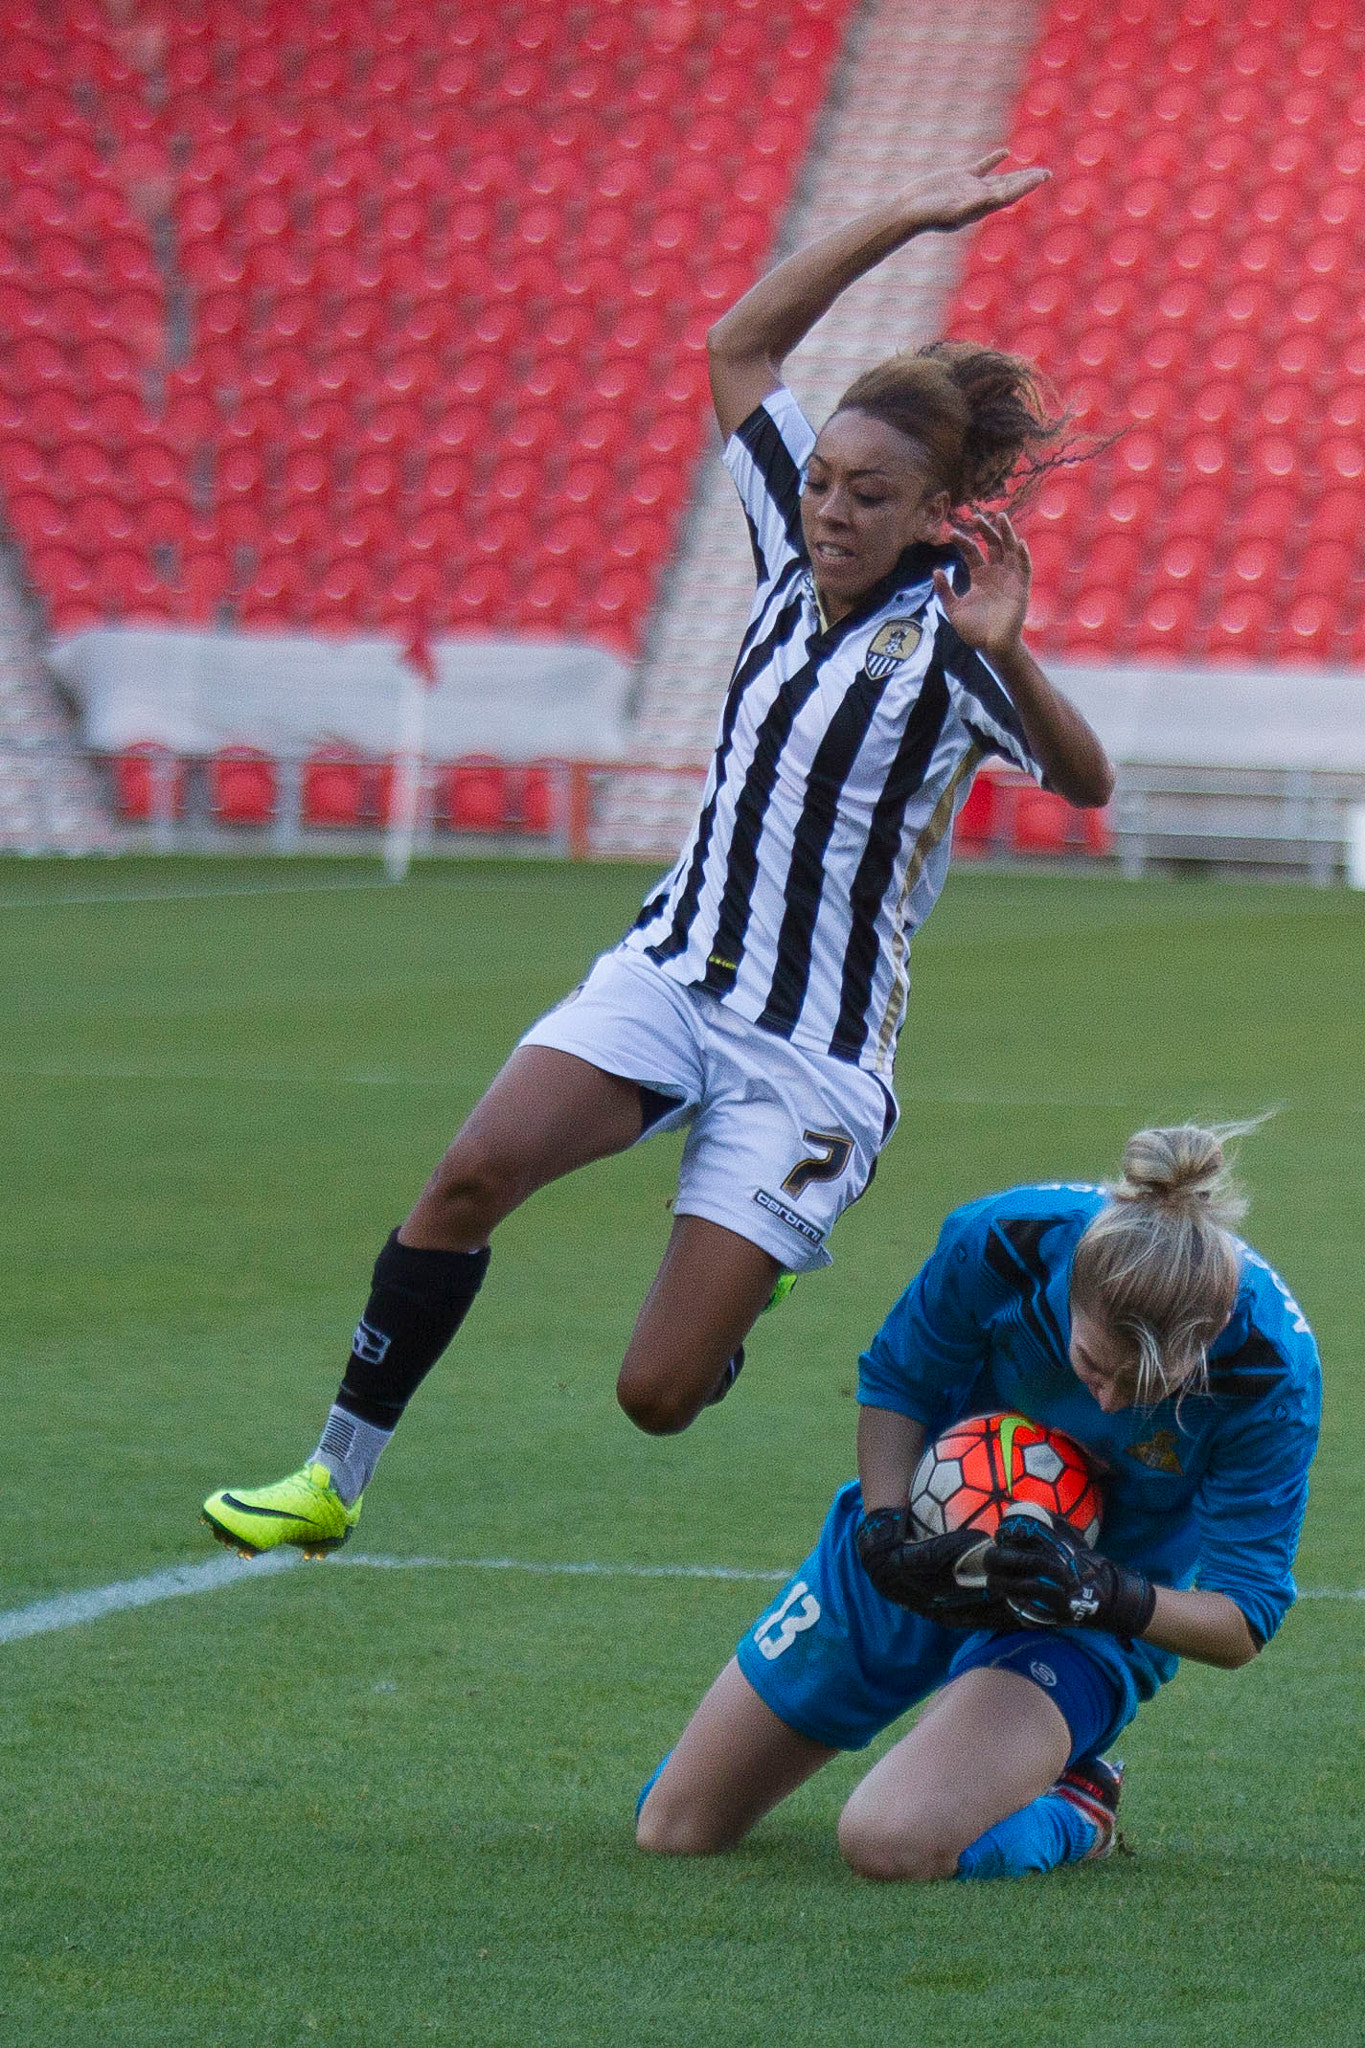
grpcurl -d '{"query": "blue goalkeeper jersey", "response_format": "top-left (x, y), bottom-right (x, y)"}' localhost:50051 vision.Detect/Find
top-left (858, 1183), bottom-right (1321, 1699)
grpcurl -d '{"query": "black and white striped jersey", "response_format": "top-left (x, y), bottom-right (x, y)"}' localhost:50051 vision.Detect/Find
top-left (620, 386), bottom-right (1044, 1079)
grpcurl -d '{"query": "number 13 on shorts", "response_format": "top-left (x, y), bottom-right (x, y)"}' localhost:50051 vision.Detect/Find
top-left (754, 1580), bottom-right (822, 1661)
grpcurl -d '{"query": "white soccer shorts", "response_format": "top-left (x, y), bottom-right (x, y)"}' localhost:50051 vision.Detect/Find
top-left (519, 948), bottom-right (897, 1271)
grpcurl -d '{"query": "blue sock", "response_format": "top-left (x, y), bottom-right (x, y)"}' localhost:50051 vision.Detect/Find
top-left (635, 1750), bottom-right (673, 1820)
top-left (956, 1792), bottom-right (1097, 1880)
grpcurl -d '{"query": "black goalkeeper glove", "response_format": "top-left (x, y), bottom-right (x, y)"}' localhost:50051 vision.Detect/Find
top-left (985, 1509), bottom-right (1157, 1639)
top-left (855, 1507), bottom-right (1011, 1629)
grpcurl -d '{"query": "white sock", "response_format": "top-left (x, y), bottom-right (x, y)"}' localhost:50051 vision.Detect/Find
top-left (311, 1406), bottom-right (393, 1506)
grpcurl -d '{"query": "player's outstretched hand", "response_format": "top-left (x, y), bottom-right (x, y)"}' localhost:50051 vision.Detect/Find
top-left (985, 1510), bottom-right (1157, 1638)
top-left (902, 151), bottom-right (1050, 236)
top-left (932, 513), bottom-right (1031, 664)
top-left (855, 1507), bottom-right (1010, 1628)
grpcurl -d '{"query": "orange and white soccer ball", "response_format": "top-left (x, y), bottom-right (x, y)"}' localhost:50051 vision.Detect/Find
top-left (908, 1412), bottom-right (1102, 1545)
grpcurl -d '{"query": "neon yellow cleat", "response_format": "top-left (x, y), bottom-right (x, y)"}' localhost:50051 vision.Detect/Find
top-left (201, 1462), bottom-right (361, 1560)
top-left (763, 1271), bottom-right (798, 1315)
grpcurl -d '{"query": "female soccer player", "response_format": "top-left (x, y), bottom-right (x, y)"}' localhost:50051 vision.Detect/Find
top-left (203, 154), bottom-right (1115, 1557)
top-left (636, 1125), bottom-right (1320, 1879)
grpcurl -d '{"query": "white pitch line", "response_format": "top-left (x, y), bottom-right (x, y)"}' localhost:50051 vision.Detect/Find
top-left (1, 1553), bottom-right (1358, 1648)
top-left (0, 870), bottom-right (580, 913)
top-left (0, 1060), bottom-right (1224, 1111)
top-left (0, 875), bottom-right (397, 912)
top-left (0, 1551), bottom-right (301, 1643)
top-left (0, 1551), bottom-right (790, 1646)
top-left (337, 1552), bottom-right (792, 1583)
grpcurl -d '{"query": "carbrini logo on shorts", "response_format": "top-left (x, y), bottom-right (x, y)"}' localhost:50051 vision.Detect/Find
top-left (753, 1188), bottom-right (825, 1246)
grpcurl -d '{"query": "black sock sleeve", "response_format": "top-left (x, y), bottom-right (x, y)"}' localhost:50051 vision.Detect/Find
top-left (336, 1230), bottom-right (491, 1428)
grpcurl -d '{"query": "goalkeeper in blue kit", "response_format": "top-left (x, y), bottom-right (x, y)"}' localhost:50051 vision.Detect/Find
top-left (637, 1123), bottom-right (1320, 1880)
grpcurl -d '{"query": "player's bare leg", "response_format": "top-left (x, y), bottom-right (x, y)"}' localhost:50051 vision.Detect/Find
top-left (616, 1213), bottom-right (783, 1433)
top-left (836, 1666), bottom-right (1070, 1880)
top-left (636, 1658), bottom-right (837, 1855)
top-left (402, 1044), bottom-right (651, 1250)
top-left (203, 1047), bottom-right (653, 1552)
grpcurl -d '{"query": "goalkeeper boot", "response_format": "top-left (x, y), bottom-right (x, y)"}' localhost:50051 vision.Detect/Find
top-left (1055, 1754), bottom-right (1125, 1861)
top-left (201, 1462), bottom-right (361, 1560)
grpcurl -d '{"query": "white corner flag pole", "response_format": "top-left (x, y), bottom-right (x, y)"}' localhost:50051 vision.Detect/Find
top-left (384, 647), bottom-right (432, 884)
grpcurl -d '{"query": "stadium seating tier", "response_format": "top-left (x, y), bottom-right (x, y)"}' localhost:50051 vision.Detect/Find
top-left (1, 0), bottom-right (856, 653)
top-left (947, 0), bottom-right (1365, 666)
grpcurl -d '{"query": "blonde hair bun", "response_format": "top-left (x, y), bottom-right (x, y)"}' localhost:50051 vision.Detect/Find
top-left (1114, 1125), bottom-right (1247, 1229)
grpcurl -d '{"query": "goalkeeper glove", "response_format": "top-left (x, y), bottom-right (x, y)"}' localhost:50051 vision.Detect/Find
top-left (855, 1506), bottom-right (1008, 1628)
top-left (985, 1509), bottom-right (1157, 1638)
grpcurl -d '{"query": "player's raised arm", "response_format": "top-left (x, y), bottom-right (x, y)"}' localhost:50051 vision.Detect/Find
top-left (934, 513), bottom-right (1115, 809)
top-left (706, 153), bottom-right (1051, 442)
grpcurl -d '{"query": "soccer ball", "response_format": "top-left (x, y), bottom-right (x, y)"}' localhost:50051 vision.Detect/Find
top-left (908, 1412), bottom-right (1102, 1544)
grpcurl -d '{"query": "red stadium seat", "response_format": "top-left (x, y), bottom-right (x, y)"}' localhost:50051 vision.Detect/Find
top-left (1152, 536), bottom-right (1211, 593)
top-left (438, 755), bottom-right (509, 833)
top-left (448, 563), bottom-right (512, 626)
top-left (308, 560), bottom-right (374, 624)
top-left (243, 554), bottom-right (307, 616)
top-left (1304, 488), bottom-right (1363, 543)
top-left (209, 746), bottom-right (277, 825)
top-left (1062, 585), bottom-right (1126, 654)
top-left (177, 551), bottom-right (231, 623)
top-left (0, 439), bottom-right (50, 495)
top-left (1013, 787), bottom-right (1112, 858)
top-left (302, 748), bottom-right (367, 828)
top-left (1236, 489), bottom-right (1296, 542)
top-left (95, 552), bottom-right (173, 622)
top-left (953, 771), bottom-right (998, 853)
top-left (1085, 535), bottom-right (1142, 588)
top-left (1204, 593), bottom-right (1270, 661)
top-left (33, 544), bottom-right (98, 629)
top-left (517, 565), bottom-right (578, 630)
top-left (1296, 542), bottom-right (1352, 596)
top-left (1276, 595), bottom-right (1336, 661)
top-left (68, 493), bottom-right (135, 551)
top-left (111, 741), bottom-right (187, 821)
top-left (1227, 539), bottom-right (1277, 592)
top-left (1134, 589), bottom-right (1198, 655)
top-left (215, 445), bottom-right (264, 504)
top-left (517, 760), bottom-right (558, 835)
top-left (419, 452), bottom-right (473, 507)
top-left (1093, 482), bottom-right (1159, 538)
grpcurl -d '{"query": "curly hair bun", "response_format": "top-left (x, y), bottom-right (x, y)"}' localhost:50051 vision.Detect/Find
top-left (832, 341), bottom-right (1076, 513)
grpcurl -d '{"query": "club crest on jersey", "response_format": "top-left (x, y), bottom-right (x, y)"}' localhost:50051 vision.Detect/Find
top-left (1127, 1429), bottom-right (1183, 1475)
top-left (864, 618), bottom-right (922, 680)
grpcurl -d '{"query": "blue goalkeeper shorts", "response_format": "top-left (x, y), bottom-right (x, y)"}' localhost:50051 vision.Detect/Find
top-left (735, 1482), bottom-right (1146, 1764)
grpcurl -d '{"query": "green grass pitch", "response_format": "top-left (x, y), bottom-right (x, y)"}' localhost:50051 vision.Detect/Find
top-left (1, 854), bottom-right (1362, 2046)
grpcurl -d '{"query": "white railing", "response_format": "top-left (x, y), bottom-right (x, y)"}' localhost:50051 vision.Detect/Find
top-left (2, 748), bottom-right (1361, 882)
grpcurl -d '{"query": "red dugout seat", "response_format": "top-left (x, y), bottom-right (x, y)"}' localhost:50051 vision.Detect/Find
top-left (1012, 787), bottom-right (1113, 859)
top-left (301, 749), bottom-right (367, 828)
top-left (438, 755), bottom-right (509, 833)
top-left (209, 746), bottom-right (277, 824)
top-left (111, 741), bottom-right (187, 820)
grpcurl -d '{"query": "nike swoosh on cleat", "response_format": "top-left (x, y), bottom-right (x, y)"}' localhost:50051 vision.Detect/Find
top-left (217, 1495), bottom-right (324, 1525)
